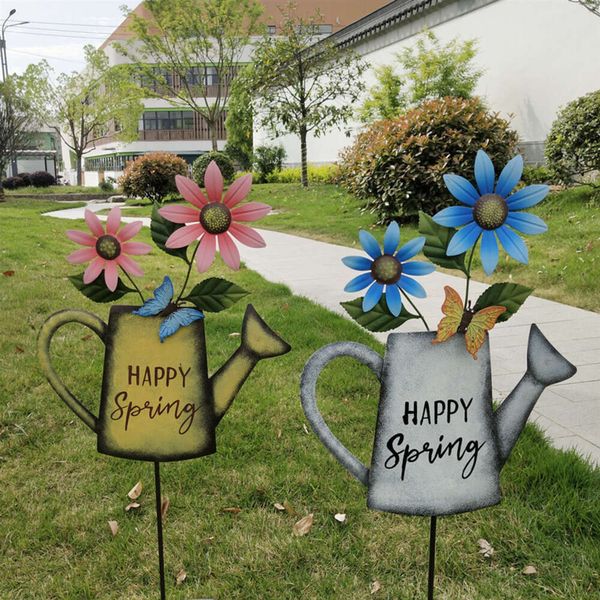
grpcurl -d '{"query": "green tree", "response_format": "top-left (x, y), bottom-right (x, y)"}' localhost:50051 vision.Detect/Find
top-left (359, 30), bottom-right (482, 122)
top-left (117, 0), bottom-right (263, 152)
top-left (224, 72), bottom-right (254, 170)
top-left (569, 0), bottom-right (600, 16)
top-left (246, 3), bottom-right (367, 187)
top-left (16, 46), bottom-right (144, 185)
top-left (0, 81), bottom-right (33, 198)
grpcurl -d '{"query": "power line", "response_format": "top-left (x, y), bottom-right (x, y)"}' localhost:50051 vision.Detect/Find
top-left (23, 20), bottom-right (119, 29)
top-left (11, 30), bottom-right (109, 41)
top-left (14, 25), bottom-right (120, 35)
top-left (7, 48), bottom-right (85, 65)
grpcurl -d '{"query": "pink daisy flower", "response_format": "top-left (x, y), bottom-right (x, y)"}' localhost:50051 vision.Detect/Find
top-left (158, 161), bottom-right (271, 272)
top-left (66, 207), bottom-right (152, 292)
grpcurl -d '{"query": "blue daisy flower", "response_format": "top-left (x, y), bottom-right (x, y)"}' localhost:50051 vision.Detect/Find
top-left (342, 222), bottom-right (435, 316)
top-left (433, 150), bottom-right (549, 275)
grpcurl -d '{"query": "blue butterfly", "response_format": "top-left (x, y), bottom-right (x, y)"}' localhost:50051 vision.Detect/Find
top-left (133, 276), bottom-right (204, 342)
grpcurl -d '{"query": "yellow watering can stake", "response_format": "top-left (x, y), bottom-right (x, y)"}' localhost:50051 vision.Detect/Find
top-left (300, 151), bottom-right (576, 600)
top-left (38, 162), bottom-right (290, 599)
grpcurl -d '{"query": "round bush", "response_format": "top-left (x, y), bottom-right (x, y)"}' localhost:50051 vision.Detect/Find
top-left (545, 90), bottom-right (600, 185)
top-left (30, 171), bottom-right (56, 187)
top-left (17, 172), bottom-right (32, 186)
top-left (2, 176), bottom-right (25, 190)
top-left (120, 152), bottom-right (188, 204)
top-left (192, 151), bottom-right (235, 186)
top-left (338, 97), bottom-right (519, 222)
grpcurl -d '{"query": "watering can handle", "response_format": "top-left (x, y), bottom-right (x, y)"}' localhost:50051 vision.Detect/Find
top-left (38, 309), bottom-right (108, 433)
top-left (300, 342), bottom-right (383, 486)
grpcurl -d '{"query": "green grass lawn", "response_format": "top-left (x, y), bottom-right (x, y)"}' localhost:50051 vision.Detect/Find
top-left (109, 183), bottom-right (600, 312)
top-left (0, 199), bottom-right (598, 598)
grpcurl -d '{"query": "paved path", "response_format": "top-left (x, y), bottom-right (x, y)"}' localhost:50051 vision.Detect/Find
top-left (45, 202), bottom-right (600, 465)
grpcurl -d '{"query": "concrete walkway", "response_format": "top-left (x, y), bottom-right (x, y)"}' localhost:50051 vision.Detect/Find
top-left (45, 202), bottom-right (600, 465)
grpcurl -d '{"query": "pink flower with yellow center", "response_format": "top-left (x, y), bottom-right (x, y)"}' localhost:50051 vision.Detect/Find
top-left (159, 161), bottom-right (271, 272)
top-left (66, 207), bottom-right (152, 292)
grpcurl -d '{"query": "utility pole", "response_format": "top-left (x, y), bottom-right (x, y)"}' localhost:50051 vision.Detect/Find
top-left (1, 9), bottom-right (29, 176)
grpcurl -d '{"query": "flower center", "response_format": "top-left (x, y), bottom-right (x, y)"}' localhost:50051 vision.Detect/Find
top-left (473, 194), bottom-right (508, 230)
top-left (371, 254), bottom-right (402, 285)
top-left (95, 235), bottom-right (121, 260)
top-left (200, 203), bottom-right (231, 234)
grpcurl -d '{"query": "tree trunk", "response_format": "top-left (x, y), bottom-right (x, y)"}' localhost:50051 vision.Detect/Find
top-left (210, 121), bottom-right (218, 152)
top-left (300, 125), bottom-right (308, 188)
top-left (76, 154), bottom-right (83, 186)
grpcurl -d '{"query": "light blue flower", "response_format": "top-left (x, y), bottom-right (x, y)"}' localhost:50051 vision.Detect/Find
top-left (433, 150), bottom-right (549, 275)
top-left (342, 222), bottom-right (435, 316)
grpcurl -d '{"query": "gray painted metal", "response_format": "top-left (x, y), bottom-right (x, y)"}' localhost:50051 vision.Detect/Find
top-left (300, 325), bottom-right (576, 516)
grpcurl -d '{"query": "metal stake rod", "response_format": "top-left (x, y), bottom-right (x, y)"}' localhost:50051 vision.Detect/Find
top-left (154, 461), bottom-right (166, 600)
top-left (427, 516), bottom-right (437, 600)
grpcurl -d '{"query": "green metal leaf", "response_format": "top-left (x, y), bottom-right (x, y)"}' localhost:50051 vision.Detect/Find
top-left (340, 295), bottom-right (418, 332)
top-left (151, 204), bottom-right (188, 262)
top-left (183, 278), bottom-right (249, 312)
top-left (418, 211), bottom-right (467, 274)
top-left (473, 282), bottom-right (533, 322)
top-left (68, 273), bottom-right (135, 304)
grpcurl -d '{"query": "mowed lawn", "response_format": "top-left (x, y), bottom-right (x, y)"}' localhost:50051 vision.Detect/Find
top-left (0, 199), bottom-right (599, 599)
top-left (114, 183), bottom-right (600, 313)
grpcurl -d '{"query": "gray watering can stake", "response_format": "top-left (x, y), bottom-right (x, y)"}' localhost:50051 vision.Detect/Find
top-left (300, 151), bottom-right (577, 599)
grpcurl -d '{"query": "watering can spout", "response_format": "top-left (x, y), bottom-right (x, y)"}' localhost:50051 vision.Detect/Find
top-left (495, 324), bottom-right (576, 466)
top-left (210, 304), bottom-right (291, 424)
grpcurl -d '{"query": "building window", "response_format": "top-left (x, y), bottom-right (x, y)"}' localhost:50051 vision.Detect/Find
top-left (267, 25), bottom-right (276, 34)
top-left (296, 24), bottom-right (333, 35)
top-left (139, 67), bottom-right (173, 92)
top-left (141, 110), bottom-right (194, 131)
top-left (181, 66), bottom-right (220, 88)
top-left (317, 24), bottom-right (333, 34)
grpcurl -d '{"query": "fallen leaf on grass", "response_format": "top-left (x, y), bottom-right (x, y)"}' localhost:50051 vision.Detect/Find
top-left (477, 538), bottom-right (494, 559)
top-left (175, 569), bottom-right (187, 585)
top-left (14, 346), bottom-right (24, 354)
top-left (274, 503), bottom-right (285, 511)
top-left (128, 481), bottom-right (143, 500)
top-left (125, 502), bottom-right (140, 512)
top-left (522, 565), bottom-right (537, 575)
top-left (229, 332), bottom-right (240, 338)
top-left (293, 513), bottom-right (314, 536)
top-left (334, 513), bottom-right (347, 523)
top-left (302, 424), bottom-right (310, 435)
top-left (161, 496), bottom-right (170, 519)
top-left (108, 520), bottom-right (119, 536)
top-left (276, 429), bottom-right (282, 439)
top-left (370, 580), bottom-right (382, 594)
top-left (221, 507), bottom-right (241, 514)
top-left (81, 334), bottom-right (93, 341)
top-left (2, 271), bottom-right (15, 277)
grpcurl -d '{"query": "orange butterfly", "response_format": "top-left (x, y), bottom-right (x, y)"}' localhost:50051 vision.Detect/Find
top-left (432, 286), bottom-right (506, 359)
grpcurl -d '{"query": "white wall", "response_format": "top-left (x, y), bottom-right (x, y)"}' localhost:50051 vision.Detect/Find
top-left (257, 0), bottom-right (600, 165)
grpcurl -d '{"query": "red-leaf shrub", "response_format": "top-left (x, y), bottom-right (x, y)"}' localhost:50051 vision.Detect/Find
top-left (120, 152), bottom-right (188, 204)
top-left (338, 97), bottom-right (519, 222)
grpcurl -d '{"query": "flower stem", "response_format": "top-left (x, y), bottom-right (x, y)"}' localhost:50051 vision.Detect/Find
top-left (464, 243), bottom-right (478, 307)
top-left (176, 240), bottom-right (200, 303)
top-left (121, 269), bottom-right (145, 304)
top-left (401, 290), bottom-right (430, 332)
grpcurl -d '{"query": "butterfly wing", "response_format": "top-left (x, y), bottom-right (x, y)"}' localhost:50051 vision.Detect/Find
top-left (133, 276), bottom-right (174, 317)
top-left (464, 306), bottom-right (507, 359)
top-left (159, 308), bottom-right (204, 342)
top-left (432, 286), bottom-right (464, 344)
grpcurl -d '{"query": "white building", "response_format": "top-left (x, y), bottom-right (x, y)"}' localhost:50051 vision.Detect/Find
top-left (255, 0), bottom-right (600, 165)
top-left (72, 0), bottom-right (391, 186)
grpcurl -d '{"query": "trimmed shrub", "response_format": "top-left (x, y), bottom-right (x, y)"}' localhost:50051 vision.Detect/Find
top-left (521, 165), bottom-right (554, 186)
top-left (253, 145), bottom-right (286, 184)
top-left (545, 90), bottom-right (600, 186)
top-left (99, 178), bottom-right (115, 192)
top-left (17, 173), bottom-right (32, 186)
top-left (2, 176), bottom-right (26, 190)
top-left (338, 97), bottom-right (519, 222)
top-left (30, 171), bottom-right (56, 187)
top-left (192, 151), bottom-right (235, 185)
top-left (120, 152), bottom-right (188, 204)
top-left (265, 164), bottom-right (340, 184)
